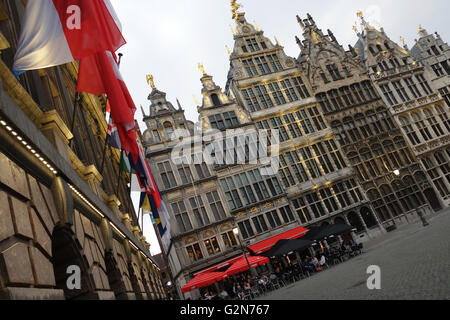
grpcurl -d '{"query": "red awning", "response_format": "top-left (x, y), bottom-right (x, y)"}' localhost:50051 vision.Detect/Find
top-left (181, 272), bottom-right (229, 293)
top-left (248, 226), bottom-right (309, 255)
top-left (193, 255), bottom-right (244, 276)
top-left (226, 255), bottom-right (269, 276)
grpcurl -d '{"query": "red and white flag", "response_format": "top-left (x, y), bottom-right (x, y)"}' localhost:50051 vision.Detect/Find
top-left (13, 0), bottom-right (125, 73)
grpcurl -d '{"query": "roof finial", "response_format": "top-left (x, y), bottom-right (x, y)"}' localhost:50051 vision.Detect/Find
top-left (400, 36), bottom-right (406, 47)
top-left (146, 74), bottom-right (155, 89)
top-left (296, 15), bottom-right (305, 31)
top-left (230, 0), bottom-right (242, 21)
top-left (193, 95), bottom-right (199, 107)
top-left (229, 24), bottom-right (236, 35)
top-left (274, 36), bottom-right (280, 46)
top-left (254, 21), bottom-right (261, 32)
top-left (225, 45), bottom-right (232, 56)
top-left (356, 11), bottom-right (363, 19)
top-left (198, 63), bottom-right (206, 76)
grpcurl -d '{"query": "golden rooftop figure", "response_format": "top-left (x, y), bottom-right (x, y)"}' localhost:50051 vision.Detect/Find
top-left (198, 63), bottom-right (206, 76)
top-left (146, 74), bottom-right (155, 89)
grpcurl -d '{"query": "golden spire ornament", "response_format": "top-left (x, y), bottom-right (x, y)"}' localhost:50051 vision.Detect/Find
top-left (356, 11), bottom-right (363, 19)
top-left (400, 36), bottom-right (406, 47)
top-left (198, 63), bottom-right (206, 76)
top-left (274, 36), bottom-right (280, 46)
top-left (254, 21), bottom-right (261, 31)
top-left (146, 74), bottom-right (155, 89)
top-left (225, 45), bottom-right (232, 56)
top-left (229, 24), bottom-right (236, 35)
top-left (193, 95), bottom-right (199, 107)
top-left (230, 0), bottom-right (242, 21)
top-left (352, 24), bottom-right (358, 34)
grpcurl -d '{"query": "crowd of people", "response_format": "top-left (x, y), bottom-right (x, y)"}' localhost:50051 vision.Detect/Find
top-left (198, 239), bottom-right (362, 300)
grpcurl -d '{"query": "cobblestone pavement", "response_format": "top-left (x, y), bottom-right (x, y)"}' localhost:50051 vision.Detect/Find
top-left (257, 210), bottom-right (450, 300)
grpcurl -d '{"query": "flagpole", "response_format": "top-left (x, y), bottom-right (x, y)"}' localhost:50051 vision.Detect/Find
top-left (69, 92), bottom-right (81, 148)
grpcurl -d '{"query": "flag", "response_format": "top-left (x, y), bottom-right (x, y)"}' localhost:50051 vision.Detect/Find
top-left (139, 192), bottom-right (151, 212)
top-left (77, 51), bottom-right (139, 162)
top-left (106, 117), bottom-right (122, 150)
top-left (119, 150), bottom-right (132, 173)
top-left (128, 132), bottom-right (161, 209)
top-left (149, 194), bottom-right (166, 237)
top-left (13, 0), bottom-right (125, 74)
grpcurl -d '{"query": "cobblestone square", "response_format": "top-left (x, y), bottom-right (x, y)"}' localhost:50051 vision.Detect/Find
top-left (258, 211), bottom-right (450, 300)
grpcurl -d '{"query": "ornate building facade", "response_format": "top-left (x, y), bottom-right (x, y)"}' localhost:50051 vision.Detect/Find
top-left (296, 14), bottom-right (437, 231)
top-left (0, 1), bottom-right (165, 300)
top-left (354, 13), bottom-right (450, 209)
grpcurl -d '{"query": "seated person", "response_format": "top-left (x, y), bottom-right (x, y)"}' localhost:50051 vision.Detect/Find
top-left (320, 254), bottom-right (327, 267)
top-left (302, 259), bottom-right (314, 272)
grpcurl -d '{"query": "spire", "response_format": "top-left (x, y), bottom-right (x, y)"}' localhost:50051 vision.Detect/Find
top-left (176, 98), bottom-right (182, 110)
top-left (296, 15), bottom-right (305, 31)
top-left (328, 29), bottom-right (336, 42)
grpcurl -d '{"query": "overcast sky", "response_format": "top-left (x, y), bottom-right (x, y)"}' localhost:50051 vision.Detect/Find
top-left (109, 0), bottom-right (450, 256)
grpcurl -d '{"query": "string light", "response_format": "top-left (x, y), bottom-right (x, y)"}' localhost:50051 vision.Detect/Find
top-left (1, 118), bottom-right (58, 176)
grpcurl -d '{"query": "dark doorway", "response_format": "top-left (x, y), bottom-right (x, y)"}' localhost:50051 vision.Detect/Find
top-left (423, 188), bottom-right (442, 211)
top-left (52, 224), bottom-right (96, 300)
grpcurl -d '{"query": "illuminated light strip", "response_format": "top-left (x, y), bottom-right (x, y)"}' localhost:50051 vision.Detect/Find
top-left (0, 119), bottom-right (59, 175)
top-left (130, 241), bottom-right (139, 251)
top-left (68, 184), bottom-right (105, 218)
top-left (111, 223), bottom-right (126, 238)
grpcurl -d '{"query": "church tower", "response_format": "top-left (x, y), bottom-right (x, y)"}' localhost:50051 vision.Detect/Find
top-left (354, 12), bottom-right (448, 208)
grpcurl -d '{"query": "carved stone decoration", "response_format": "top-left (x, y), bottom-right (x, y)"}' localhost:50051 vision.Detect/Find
top-left (286, 59), bottom-right (295, 67)
top-left (242, 26), bottom-right (251, 33)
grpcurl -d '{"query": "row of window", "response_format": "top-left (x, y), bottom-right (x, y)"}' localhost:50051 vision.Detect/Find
top-left (207, 133), bottom-right (260, 168)
top-left (256, 106), bottom-right (327, 143)
top-left (241, 76), bottom-right (310, 112)
top-left (320, 63), bottom-right (352, 83)
top-left (209, 111), bottom-right (240, 130)
top-left (220, 169), bottom-right (283, 211)
top-left (316, 81), bottom-right (378, 114)
top-left (367, 173), bottom-right (427, 222)
top-left (241, 37), bottom-right (268, 53)
top-left (347, 137), bottom-right (414, 181)
top-left (157, 158), bottom-right (211, 190)
top-left (186, 230), bottom-right (238, 263)
top-left (242, 54), bottom-right (283, 77)
top-left (278, 140), bottom-right (347, 188)
top-left (380, 74), bottom-right (433, 106)
top-left (399, 106), bottom-right (450, 146)
top-left (172, 191), bottom-right (227, 233)
top-left (431, 60), bottom-right (450, 77)
top-left (292, 179), bottom-right (364, 224)
top-left (422, 149), bottom-right (450, 199)
top-left (237, 205), bottom-right (296, 239)
top-left (332, 108), bottom-right (396, 146)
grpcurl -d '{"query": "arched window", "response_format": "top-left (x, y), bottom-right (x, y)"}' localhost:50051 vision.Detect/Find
top-left (360, 207), bottom-right (378, 229)
top-left (164, 121), bottom-right (174, 138)
top-left (211, 94), bottom-right (221, 106)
